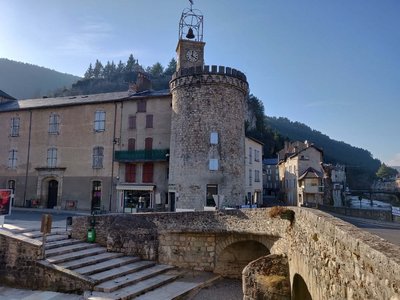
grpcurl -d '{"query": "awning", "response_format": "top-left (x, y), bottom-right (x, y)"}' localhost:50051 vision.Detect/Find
top-left (116, 184), bottom-right (155, 191)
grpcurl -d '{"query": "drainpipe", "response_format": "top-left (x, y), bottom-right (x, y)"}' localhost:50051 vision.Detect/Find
top-left (109, 102), bottom-right (118, 212)
top-left (23, 110), bottom-right (33, 207)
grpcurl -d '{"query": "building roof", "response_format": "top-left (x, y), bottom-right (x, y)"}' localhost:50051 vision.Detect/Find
top-left (263, 158), bottom-right (278, 165)
top-left (0, 89), bottom-right (171, 112)
top-left (0, 89), bottom-right (16, 100)
top-left (298, 167), bottom-right (323, 180)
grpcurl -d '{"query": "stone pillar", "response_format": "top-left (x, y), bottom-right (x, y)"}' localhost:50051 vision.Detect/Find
top-left (242, 254), bottom-right (291, 300)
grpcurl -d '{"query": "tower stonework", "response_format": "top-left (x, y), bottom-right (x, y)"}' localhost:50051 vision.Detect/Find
top-left (169, 66), bottom-right (248, 210)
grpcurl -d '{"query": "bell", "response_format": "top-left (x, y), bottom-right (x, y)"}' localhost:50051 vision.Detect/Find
top-left (186, 27), bottom-right (195, 39)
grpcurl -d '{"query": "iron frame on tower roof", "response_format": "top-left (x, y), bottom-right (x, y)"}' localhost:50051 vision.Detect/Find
top-left (178, 5), bottom-right (203, 42)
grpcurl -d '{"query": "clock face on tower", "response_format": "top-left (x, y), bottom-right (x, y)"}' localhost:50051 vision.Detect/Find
top-left (186, 49), bottom-right (199, 62)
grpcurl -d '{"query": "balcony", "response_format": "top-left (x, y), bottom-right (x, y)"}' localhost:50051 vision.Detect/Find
top-left (299, 185), bottom-right (324, 194)
top-left (115, 149), bottom-right (169, 162)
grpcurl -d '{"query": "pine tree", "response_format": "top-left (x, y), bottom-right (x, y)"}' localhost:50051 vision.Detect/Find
top-left (164, 58), bottom-right (177, 76)
top-left (93, 60), bottom-right (104, 78)
top-left (116, 60), bottom-right (125, 73)
top-left (84, 63), bottom-right (94, 79)
top-left (148, 62), bottom-right (164, 77)
top-left (125, 54), bottom-right (137, 73)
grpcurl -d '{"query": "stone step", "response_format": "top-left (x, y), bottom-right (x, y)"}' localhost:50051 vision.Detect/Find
top-left (74, 256), bottom-right (141, 276)
top-left (94, 264), bottom-right (176, 293)
top-left (90, 260), bottom-right (157, 283)
top-left (61, 252), bottom-right (125, 270)
top-left (134, 271), bottom-right (221, 300)
top-left (36, 234), bottom-right (70, 243)
top-left (45, 242), bottom-right (99, 257)
top-left (85, 273), bottom-right (180, 300)
top-left (46, 246), bottom-right (107, 264)
top-left (23, 230), bottom-right (59, 238)
top-left (45, 238), bottom-right (82, 250)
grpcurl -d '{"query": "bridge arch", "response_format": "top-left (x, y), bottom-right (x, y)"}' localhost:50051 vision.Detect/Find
top-left (292, 273), bottom-right (312, 300)
top-left (214, 234), bottom-right (277, 278)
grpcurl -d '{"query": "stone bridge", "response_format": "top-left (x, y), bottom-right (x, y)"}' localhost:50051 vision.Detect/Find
top-left (68, 207), bottom-right (399, 299)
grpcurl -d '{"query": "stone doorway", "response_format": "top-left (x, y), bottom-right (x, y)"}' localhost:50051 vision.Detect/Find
top-left (47, 180), bottom-right (58, 208)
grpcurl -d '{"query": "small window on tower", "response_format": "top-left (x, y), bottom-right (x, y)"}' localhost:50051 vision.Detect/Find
top-left (210, 132), bottom-right (218, 144)
top-left (209, 159), bottom-right (218, 171)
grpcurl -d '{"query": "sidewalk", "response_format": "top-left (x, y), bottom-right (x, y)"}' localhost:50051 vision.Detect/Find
top-left (0, 286), bottom-right (83, 300)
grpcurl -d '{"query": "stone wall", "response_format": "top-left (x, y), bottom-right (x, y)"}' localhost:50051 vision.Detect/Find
top-left (0, 230), bottom-right (42, 287)
top-left (288, 208), bottom-right (400, 299)
top-left (0, 230), bottom-right (92, 292)
top-left (319, 204), bottom-right (393, 222)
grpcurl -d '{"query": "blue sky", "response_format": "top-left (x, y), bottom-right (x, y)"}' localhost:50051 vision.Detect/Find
top-left (1, 0), bottom-right (399, 166)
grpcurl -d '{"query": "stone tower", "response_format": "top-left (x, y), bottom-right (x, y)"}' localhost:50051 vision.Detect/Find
top-left (168, 4), bottom-right (249, 211)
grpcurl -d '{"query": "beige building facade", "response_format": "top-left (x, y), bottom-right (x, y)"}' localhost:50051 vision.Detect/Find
top-left (244, 137), bottom-right (263, 206)
top-left (278, 141), bottom-right (324, 206)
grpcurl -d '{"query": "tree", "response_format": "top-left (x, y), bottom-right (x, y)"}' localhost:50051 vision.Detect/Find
top-left (164, 58), bottom-right (177, 76)
top-left (84, 63), bottom-right (94, 79)
top-left (116, 60), bottom-right (125, 74)
top-left (376, 163), bottom-right (398, 179)
top-left (93, 60), bottom-right (103, 78)
top-left (125, 54), bottom-right (137, 73)
top-left (147, 62), bottom-right (164, 77)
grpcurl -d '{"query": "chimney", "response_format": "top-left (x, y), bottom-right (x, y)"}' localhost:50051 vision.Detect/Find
top-left (135, 72), bottom-right (152, 92)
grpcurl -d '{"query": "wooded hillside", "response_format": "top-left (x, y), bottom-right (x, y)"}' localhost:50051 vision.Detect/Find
top-left (0, 58), bottom-right (80, 99)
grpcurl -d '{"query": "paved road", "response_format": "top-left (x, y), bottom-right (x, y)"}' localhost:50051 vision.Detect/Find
top-left (330, 213), bottom-right (400, 246)
top-left (3, 208), bottom-right (89, 229)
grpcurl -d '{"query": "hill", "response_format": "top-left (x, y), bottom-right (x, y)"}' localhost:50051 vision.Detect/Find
top-left (0, 58), bottom-right (81, 99)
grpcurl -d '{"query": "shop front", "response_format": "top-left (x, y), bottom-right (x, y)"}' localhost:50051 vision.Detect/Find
top-left (116, 184), bottom-right (155, 213)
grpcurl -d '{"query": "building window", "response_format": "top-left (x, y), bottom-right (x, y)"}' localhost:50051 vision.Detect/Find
top-left (249, 147), bottom-right (252, 164)
top-left (206, 184), bottom-right (218, 206)
top-left (268, 175), bottom-right (271, 181)
top-left (137, 100), bottom-right (146, 112)
top-left (254, 149), bottom-right (260, 162)
top-left (146, 114), bottom-right (153, 128)
top-left (91, 181), bottom-right (101, 210)
top-left (49, 113), bottom-right (60, 134)
top-left (128, 138), bottom-right (136, 151)
top-left (145, 137), bottom-right (153, 150)
top-left (142, 162), bottom-right (154, 183)
top-left (125, 164), bottom-right (136, 183)
top-left (94, 111), bottom-right (106, 132)
top-left (47, 148), bottom-right (57, 168)
top-left (249, 169), bottom-right (252, 186)
top-left (255, 170), bottom-right (260, 182)
top-left (93, 146), bottom-right (104, 168)
top-left (210, 132), bottom-right (218, 144)
top-left (128, 116), bottom-right (136, 129)
top-left (8, 150), bottom-right (17, 169)
top-left (10, 117), bottom-right (20, 137)
top-left (209, 159), bottom-right (218, 171)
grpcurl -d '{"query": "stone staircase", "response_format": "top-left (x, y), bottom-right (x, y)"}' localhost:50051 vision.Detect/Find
top-left (7, 227), bottom-right (220, 299)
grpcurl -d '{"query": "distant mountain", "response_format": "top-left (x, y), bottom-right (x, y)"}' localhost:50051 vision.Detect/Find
top-left (0, 58), bottom-right (81, 99)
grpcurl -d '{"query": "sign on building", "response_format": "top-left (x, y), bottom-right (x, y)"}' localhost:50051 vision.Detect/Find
top-left (392, 206), bottom-right (400, 217)
top-left (0, 189), bottom-right (12, 216)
